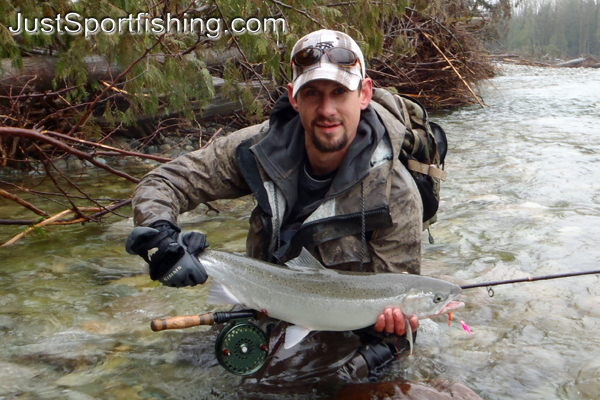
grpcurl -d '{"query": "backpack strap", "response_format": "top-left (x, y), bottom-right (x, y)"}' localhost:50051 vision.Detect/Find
top-left (406, 160), bottom-right (447, 181)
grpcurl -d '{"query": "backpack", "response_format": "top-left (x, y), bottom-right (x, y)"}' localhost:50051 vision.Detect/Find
top-left (395, 94), bottom-right (448, 236)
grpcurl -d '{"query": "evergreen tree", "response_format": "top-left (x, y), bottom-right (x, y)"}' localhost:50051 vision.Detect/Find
top-left (503, 0), bottom-right (600, 58)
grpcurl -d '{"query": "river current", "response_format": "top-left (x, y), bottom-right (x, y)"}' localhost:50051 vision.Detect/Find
top-left (1, 64), bottom-right (599, 399)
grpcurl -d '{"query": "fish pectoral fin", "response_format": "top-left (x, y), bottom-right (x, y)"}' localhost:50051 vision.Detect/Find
top-left (405, 317), bottom-right (413, 357)
top-left (284, 325), bottom-right (313, 349)
top-left (207, 281), bottom-right (242, 305)
top-left (285, 248), bottom-right (327, 273)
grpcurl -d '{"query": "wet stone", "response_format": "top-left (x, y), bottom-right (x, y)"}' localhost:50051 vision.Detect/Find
top-left (62, 389), bottom-right (98, 400)
top-left (0, 360), bottom-right (40, 396)
top-left (52, 159), bottom-right (69, 171)
top-left (167, 149), bottom-right (182, 158)
top-left (146, 145), bottom-right (157, 154)
top-left (0, 315), bottom-right (15, 330)
top-left (67, 157), bottom-right (84, 170)
top-left (28, 169), bottom-right (45, 176)
top-left (104, 292), bottom-right (175, 331)
top-left (575, 361), bottom-right (600, 399)
top-left (177, 330), bottom-right (221, 368)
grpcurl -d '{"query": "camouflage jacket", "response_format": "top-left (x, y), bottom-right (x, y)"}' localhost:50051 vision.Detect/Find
top-left (132, 88), bottom-right (423, 274)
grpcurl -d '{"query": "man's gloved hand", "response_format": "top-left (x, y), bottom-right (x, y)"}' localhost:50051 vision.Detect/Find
top-left (125, 221), bottom-right (209, 287)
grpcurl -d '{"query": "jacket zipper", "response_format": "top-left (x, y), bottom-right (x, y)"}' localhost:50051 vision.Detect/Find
top-left (298, 206), bottom-right (389, 230)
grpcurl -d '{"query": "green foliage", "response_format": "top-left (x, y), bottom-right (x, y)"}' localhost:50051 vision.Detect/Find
top-left (24, 223), bottom-right (49, 239)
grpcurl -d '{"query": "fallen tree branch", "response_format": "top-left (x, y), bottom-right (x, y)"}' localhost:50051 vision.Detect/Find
top-left (0, 219), bottom-right (38, 225)
top-left (0, 188), bottom-right (50, 217)
top-left (0, 199), bottom-right (132, 226)
top-left (50, 199), bottom-right (131, 224)
top-left (0, 127), bottom-right (140, 183)
top-left (421, 31), bottom-right (486, 108)
top-left (0, 179), bottom-right (122, 201)
top-left (1, 207), bottom-right (102, 247)
top-left (42, 130), bottom-right (173, 163)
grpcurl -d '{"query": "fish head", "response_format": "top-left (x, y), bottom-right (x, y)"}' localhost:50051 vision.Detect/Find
top-left (397, 278), bottom-right (463, 320)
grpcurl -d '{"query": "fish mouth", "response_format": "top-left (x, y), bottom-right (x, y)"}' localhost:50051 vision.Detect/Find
top-left (435, 300), bottom-right (465, 316)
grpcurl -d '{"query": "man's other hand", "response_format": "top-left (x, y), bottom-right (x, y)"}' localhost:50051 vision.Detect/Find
top-left (374, 308), bottom-right (419, 336)
top-left (125, 222), bottom-right (209, 287)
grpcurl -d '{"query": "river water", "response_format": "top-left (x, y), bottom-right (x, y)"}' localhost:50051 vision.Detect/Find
top-left (1, 64), bottom-right (600, 399)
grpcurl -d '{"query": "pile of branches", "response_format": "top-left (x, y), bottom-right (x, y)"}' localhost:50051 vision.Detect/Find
top-left (368, 9), bottom-right (495, 109)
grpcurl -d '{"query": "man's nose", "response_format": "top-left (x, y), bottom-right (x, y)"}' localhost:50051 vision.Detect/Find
top-left (317, 95), bottom-right (336, 117)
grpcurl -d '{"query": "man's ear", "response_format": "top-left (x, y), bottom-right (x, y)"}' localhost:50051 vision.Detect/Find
top-left (360, 78), bottom-right (373, 110)
top-left (288, 82), bottom-right (299, 111)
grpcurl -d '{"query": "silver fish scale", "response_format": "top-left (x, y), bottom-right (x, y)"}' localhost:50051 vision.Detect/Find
top-left (199, 250), bottom-right (461, 331)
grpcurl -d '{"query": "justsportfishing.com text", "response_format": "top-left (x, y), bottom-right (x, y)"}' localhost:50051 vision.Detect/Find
top-left (9, 13), bottom-right (287, 39)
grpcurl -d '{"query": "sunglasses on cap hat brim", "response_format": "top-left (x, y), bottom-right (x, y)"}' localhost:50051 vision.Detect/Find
top-left (291, 46), bottom-right (362, 71)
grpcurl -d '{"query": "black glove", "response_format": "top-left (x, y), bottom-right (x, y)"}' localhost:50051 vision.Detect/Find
top-left (125, 221), bottom-right (209, 287)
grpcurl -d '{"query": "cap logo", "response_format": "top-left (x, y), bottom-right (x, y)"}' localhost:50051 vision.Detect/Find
top-left (315, 41), bottom-right (334, 50)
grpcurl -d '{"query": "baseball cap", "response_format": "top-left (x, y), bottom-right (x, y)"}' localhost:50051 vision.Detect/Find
top-left (290, 29), bottom-right (366, 98)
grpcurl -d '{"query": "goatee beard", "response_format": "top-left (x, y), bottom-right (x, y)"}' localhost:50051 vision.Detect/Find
top-left (308, 124), bottom-right (349, 153)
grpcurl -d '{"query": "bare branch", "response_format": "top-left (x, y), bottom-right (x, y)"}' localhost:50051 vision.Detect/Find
top-left (0, 188), bottom-right (50, 217)
top-left (42, 130), bottom-right (173, 163)
top-left (0, 127), bottom-right (140, 183)
top-left (1, 207), bottom-right (102, 247)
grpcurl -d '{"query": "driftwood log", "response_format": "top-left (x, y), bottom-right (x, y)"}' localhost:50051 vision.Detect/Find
top-left (555, 57), bottom-right (590, 68)
top-left (0, 48), bottom-right (244, 95)
top-left (487, 54), bottom-right (600, 69)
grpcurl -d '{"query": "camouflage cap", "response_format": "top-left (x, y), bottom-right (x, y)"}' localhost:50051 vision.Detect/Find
top-left (290, 29), bottom-right (366, 98)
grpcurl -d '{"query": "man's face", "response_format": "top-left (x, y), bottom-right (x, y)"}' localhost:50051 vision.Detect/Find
top-left (288, 78), bottom-right (372, 155)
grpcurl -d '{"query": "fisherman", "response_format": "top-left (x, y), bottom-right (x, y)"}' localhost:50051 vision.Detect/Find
top-left (126, 29), bottom-right (423, 384)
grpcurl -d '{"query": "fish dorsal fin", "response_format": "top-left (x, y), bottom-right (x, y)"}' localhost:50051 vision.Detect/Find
top-left (285, 248), bottom-right (326, 272)
top-left (207, 281), bottom-right (242, 305)
top-left (284, 325), bottom-right (312, 349)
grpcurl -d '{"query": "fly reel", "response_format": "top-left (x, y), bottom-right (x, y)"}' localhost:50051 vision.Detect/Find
top-left (150, 309), bottom-right (269, 376)
top-left (215, 318), bottom-right (269, 375)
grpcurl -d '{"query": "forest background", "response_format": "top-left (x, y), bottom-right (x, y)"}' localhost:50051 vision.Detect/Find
top-left (500, 0), bottom-right (600, 59)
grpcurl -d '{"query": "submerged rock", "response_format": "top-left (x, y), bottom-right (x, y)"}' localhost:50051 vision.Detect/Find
top-left (19, 330), bottom-right (117, 369)
top-left (0, 360), bottom-right (40, 395)
top-left (335, 380), bottom-right (484, 400)
top-left (574, 361), bottom-right (600, 399)
top-left (0, 314), bottom-right (15, 330)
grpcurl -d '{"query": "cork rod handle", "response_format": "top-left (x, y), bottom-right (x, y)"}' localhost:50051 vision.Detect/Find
top-left (150, 313), bottom-right (215, 332)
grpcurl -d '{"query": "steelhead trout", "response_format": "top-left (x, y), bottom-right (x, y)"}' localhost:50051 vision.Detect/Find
top-left (200, 248), bottom-right (463, 350)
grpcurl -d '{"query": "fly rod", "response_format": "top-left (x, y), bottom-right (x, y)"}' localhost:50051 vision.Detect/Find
top-left (460, 268), bottom-right (600, 296)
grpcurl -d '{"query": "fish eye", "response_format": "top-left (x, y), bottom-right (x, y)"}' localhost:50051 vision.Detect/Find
top-left (433, 293), bottom-right (446, 303)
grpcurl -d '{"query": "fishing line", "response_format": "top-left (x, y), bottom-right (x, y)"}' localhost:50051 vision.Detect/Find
top-left (460, 269), bottom-right (600, 296)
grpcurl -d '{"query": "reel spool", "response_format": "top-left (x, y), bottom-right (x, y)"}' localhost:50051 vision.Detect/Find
top-left (215, 319), bottom-right (269, 375)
